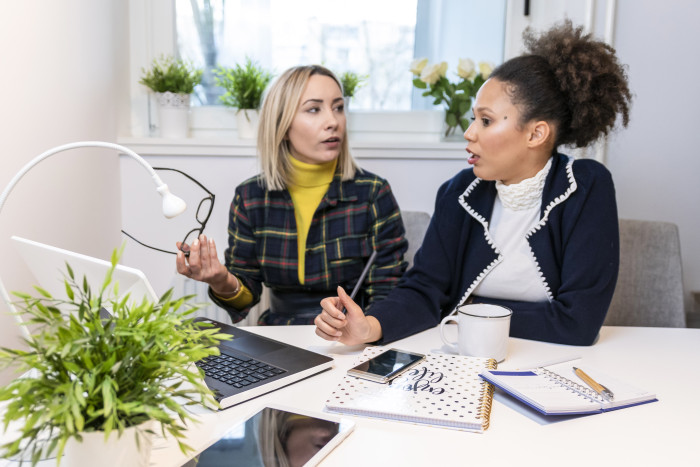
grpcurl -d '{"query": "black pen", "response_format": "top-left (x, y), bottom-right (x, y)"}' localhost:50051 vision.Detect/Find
top-left (341, 250), bottom-right (378, 314)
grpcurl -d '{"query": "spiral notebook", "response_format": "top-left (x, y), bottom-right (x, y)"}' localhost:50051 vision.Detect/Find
top-left (479, 359), bottom-right (657, 416)
top-left (324, 346), bottom-right (497, 432)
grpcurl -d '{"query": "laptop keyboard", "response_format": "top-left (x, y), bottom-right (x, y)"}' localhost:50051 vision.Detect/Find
top-left (197, 353), bottom-right (286, 389)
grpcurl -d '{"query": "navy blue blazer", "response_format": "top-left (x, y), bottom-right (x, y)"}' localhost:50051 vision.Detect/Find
top-left (367, 153), bottom-right (619, 346)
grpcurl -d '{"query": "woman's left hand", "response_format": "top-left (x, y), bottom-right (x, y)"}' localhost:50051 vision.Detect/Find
top-left (314, 286), bottom-right (382, 345)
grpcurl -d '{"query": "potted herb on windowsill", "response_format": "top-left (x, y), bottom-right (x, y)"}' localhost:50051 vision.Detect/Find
top-left (0, 248), bottom-right (228, 466)
top-left (140, 55), bottom-right (203, 138)
top-left (338, 71), bottom-right (368, 110)
top-left (214, 57), bottom-right (273, 140)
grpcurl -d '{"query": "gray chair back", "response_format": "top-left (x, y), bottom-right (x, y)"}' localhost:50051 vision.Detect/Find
top-left (605, 219), bottom-right (686, 327)
top-left (401, 210), bottom-right (431, 269)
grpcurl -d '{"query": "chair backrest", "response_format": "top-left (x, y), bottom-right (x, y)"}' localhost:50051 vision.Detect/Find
top-left (605, 219), bottom-right (686, 327)
top-left (401, 210), bottom-right (431, 269)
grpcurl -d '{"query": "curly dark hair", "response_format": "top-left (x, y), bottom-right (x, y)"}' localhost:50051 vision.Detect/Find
top-left (490, 20), bottom-right (632, 148)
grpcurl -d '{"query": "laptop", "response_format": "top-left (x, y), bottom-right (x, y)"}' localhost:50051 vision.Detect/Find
top-left (11, 236), bottom-right (335, 409)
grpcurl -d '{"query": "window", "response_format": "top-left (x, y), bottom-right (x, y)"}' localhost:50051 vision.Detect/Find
top-left (176, 0), bottom-right (418, 110)
top-left (127, 0), bottom-right (506, 141)
top-left (175, 0), bottom-right (505, 111)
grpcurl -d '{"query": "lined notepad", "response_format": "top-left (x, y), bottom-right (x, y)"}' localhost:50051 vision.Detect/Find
top-left (480, 359), bottom-right (657, 415)
top-left (325, 346), bottom-right (497, 432)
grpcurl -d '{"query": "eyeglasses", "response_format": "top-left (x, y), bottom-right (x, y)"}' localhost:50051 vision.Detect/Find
top-left (122, 167), bottom-right (215, 256)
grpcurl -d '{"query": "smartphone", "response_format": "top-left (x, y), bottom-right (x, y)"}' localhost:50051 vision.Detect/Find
top-left (347, 348), bottom-right (426, 383)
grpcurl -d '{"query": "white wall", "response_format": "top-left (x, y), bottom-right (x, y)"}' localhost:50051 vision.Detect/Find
top-left (607, 0), bottom-right (700, 309)
top-left (0, 1), bottom-right (128, 384)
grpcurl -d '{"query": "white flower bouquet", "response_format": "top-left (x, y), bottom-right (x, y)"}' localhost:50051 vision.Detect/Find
top-left (410, 57), bottom-right (494, 138)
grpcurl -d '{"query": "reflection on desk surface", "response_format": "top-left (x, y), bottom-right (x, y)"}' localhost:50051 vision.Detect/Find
top-left (181, 407), bottom-right (344, 467)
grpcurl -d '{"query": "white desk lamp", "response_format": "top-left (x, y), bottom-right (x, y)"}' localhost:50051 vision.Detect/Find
top-left (0, 141), bottom-right (187, 339)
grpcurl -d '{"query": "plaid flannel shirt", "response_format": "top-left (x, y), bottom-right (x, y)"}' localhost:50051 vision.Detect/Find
top-left (210, 169), bottom-right (408, 323)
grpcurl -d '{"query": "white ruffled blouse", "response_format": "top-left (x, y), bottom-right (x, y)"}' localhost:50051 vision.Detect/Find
top-left (472, 158), bottom-right (553, 302)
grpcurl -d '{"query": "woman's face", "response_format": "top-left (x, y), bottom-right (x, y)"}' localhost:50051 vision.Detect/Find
top-left (287, 74), bottom-right (346, 165)
top-left (464, 78), bottom-right (542, 185)
top-left (283, 418), bottom-right (338, 467)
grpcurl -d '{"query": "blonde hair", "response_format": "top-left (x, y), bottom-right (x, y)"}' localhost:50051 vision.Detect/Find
top-left (257, 65), bottom-right (358, 191)
top-left (257, 408), bottom-right (291, 467)
top-left (257, 408), bottom-right (339, 466)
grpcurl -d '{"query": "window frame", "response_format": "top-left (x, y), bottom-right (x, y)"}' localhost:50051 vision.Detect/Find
top-left (128, 0), bottom-right (452, 142)
top-left (124, 0), bottom-right (617, 167)
top-left (127, 0), bottom-right (610, 161)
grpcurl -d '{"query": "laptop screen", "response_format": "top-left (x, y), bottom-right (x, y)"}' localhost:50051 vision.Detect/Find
top-left (11, 236), bottom-right (159, 306)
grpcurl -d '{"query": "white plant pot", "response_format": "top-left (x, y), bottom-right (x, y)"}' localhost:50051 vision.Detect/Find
top-left (156, 92), bottom-right (190, 139)
top-left (343, 96), bottom-right (352, 125)
top-left (63, 421), bottom-right (154, 467)
top-left (236, 109), bottom-right (259, 140)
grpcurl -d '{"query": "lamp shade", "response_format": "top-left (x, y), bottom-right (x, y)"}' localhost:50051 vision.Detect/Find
top-left (158, 184), bottom-right (188, 218)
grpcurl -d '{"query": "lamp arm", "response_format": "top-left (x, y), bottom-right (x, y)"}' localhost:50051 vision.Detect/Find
top-left (0, 141), bottom-right (187, 340)
top-left (0, 141), bottom-right (176, 214)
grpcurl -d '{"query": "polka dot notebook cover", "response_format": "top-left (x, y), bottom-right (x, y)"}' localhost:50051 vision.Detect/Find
top-left (324, 346), bottom-right (497, 432)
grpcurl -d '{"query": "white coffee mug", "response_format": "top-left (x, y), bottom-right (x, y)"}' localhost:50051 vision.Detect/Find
top-left (439, 303), bottom-right (513, 362)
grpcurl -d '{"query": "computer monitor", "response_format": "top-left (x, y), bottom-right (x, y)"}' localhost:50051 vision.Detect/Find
top-left (11, 236), bottom-right (159, 308)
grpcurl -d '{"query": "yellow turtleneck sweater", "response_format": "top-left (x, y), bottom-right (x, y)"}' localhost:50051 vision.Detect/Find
top-left (287, 156), bottom-right (337, 284)
top-left (216, 156), bottom-right (337, 307)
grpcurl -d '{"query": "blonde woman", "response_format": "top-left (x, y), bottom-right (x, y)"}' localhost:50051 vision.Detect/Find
top-left (176, 65), bottom-right (407, 325)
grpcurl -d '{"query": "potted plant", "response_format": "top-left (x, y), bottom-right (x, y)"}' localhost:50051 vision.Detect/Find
top-left (0, 248), bottom-right (228, 466)
top-left (410, 58), bottom-right (494, 139)
top-left (140, 55), bottom-right (203, 138)
top-left (338, 71), bottom-right (368, 109)
top-left (214, 57), bottom-right (273, 139)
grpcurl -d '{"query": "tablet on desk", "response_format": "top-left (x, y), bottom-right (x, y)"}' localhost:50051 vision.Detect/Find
top-left (181, 405), bottom-right (355, 467)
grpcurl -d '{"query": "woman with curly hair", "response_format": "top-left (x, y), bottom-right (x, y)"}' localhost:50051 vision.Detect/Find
top-left (315, 20), bottom-right (632, 346)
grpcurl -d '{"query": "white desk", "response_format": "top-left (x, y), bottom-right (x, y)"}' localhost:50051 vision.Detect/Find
top-left (146, 325), bottom-right (700, 467)
top-left (3, 326), bottom-right (699, 466)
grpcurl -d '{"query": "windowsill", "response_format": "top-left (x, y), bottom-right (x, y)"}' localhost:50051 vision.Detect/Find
top-left (117, 135), bottom-right (467, 159)
top-left (120, 108), bottom-right (469, 160)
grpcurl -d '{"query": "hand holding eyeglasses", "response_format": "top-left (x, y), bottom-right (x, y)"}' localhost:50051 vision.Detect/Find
top-left (122, 167), bottom-right (240, 296)
top-left (122, 167), bottom-right (215, 257)
top-left (176, 234), bottom-right (240, 297)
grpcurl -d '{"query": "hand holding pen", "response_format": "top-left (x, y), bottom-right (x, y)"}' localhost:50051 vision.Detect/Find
top-left (339, 250), bottom-right (378, 314)
top-left (315, 250), bottom-right (382, 345)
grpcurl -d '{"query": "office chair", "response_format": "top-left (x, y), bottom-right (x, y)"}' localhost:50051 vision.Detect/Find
top-left (604, 219), bottom-right (686, 327)
top-left (401, 210), bottom-right (431, 269)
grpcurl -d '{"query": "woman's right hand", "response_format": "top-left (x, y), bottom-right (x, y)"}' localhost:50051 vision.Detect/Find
top-left (176, 234), bottom-right (239, 296)
top-left (314, 286), bottom-right (382, 346)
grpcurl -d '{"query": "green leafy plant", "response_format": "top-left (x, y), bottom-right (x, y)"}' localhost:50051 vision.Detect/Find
top-left (139, 55), bottom-right (203, 94)
top-left (410, 58), bottom-right (494, 138)
top-left (214, 57), bottom-right (274, 110)
top-left (338, 71), bottom-right (368, 99)
top-left (0, 247), bottom-right (229, 465)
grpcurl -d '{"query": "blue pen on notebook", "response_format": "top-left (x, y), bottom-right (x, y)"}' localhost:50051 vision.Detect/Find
top-left (341, 250), bottom-right (378, 314)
